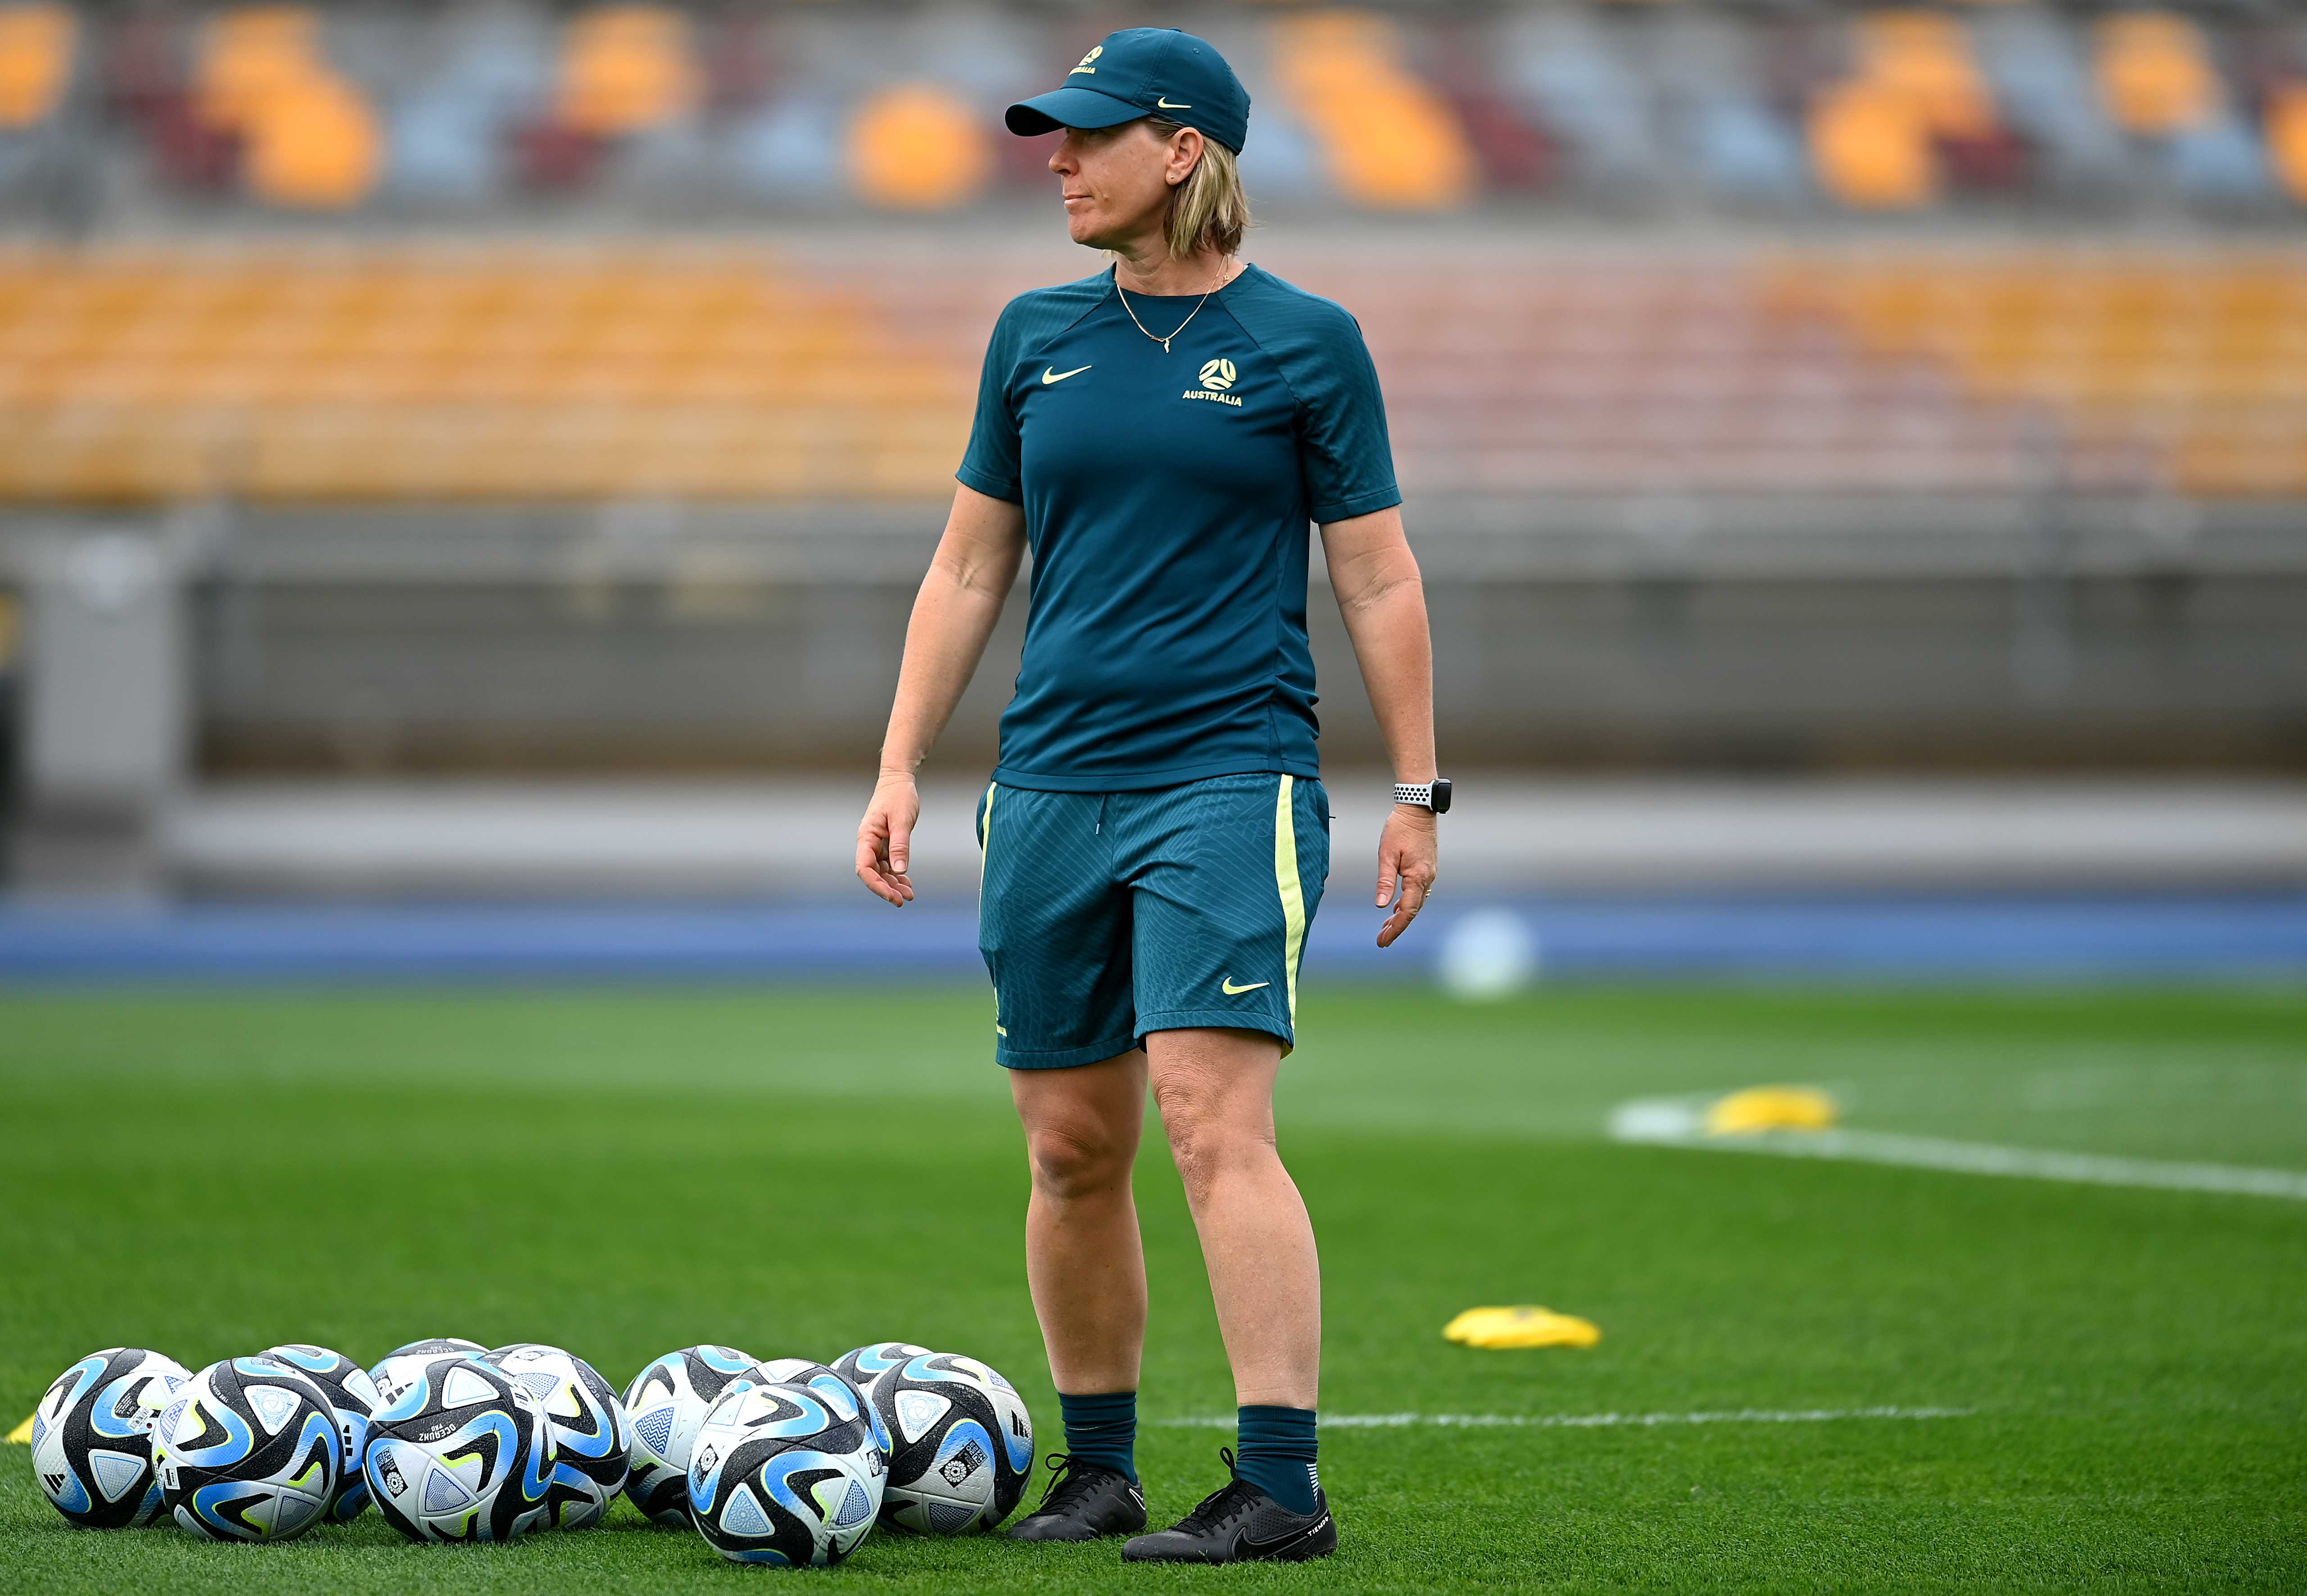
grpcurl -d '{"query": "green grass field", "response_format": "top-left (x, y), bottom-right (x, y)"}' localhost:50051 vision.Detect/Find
top-left (5, 985), bottom-right (2304, 1591)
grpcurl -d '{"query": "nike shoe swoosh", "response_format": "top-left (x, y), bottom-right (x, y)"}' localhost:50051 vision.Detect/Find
top-left (1235, 1515), bottom-right (1330, 1558)
top-left (1042, 364), bottom-right (1091, 384)
top-left (1221, 978), bottom-right (1269, 995)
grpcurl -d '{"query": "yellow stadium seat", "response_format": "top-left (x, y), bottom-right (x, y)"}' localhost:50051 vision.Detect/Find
top-left (0, 2), bottom-right (73, 129)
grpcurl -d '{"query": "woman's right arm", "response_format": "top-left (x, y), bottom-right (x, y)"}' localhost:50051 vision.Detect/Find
top-left (855, 483), bottom-right (1028, 905)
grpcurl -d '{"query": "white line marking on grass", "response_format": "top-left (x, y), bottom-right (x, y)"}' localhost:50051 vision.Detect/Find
top-left (1158, 1407), bottom-right (1972, 1430)
top-left (1611, 1096), bottom-right (2307, 1201)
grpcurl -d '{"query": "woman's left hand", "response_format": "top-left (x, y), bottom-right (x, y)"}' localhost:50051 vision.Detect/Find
top-left (1375, 805), bottom-right (1438, 947)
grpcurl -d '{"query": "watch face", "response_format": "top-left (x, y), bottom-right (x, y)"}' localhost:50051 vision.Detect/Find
top-left (1432, 778), bottom-right (1452, 814)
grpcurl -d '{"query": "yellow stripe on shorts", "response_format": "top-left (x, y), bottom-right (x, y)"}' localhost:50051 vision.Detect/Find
top-left (980, 782), bottom-right (1004, 1036)
top-left (1274, 774), bottom-right (1307, 1024)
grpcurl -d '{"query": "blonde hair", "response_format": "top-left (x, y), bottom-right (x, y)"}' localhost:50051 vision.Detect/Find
top-left (1143, 116), bottom-right (1251, 260)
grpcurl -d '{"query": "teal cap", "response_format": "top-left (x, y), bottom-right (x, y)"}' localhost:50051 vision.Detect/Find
top-left (1005, 27), bottom-right (1251, 154)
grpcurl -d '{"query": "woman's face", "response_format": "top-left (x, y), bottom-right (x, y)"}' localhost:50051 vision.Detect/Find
top-left (1049, 121), bottom-right (1198, 251)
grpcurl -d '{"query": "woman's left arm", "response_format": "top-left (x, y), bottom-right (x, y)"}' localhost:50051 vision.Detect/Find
top-left (1320, 504), bottom-right (1437, 948)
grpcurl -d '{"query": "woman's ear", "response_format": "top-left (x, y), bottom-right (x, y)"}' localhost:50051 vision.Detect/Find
top-left (1166, 127), bottom-right (1203, 187)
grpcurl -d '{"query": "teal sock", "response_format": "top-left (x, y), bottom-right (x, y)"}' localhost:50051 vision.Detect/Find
top-left (1058, 1389), bottom-right (1137, 1482)
top-left (1234, 1405), bottom-right (1318, 1514)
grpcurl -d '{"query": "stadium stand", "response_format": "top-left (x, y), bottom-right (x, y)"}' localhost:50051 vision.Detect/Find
top-left (0, 3), bottom-right (2293, 219)
top-left (0, 239), bottom-right (2296, 503)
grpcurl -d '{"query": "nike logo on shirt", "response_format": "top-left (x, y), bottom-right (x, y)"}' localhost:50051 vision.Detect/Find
top-left (1221, 977), bottom-right (1269, 995)
top-left (1042, 365), bottom-right (1092, 384)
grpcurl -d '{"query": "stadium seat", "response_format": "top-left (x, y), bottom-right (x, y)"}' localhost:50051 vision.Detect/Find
top-left (1270, 11), bottom-right (1476, 211)
top-left (192, 6), bottom-right (380, 208)
top-left (2093, 11), bottom-right (2221, 138)
top-left (2269, 84), bottom-right (2307, 206)
top-left (555, 5), bottom-right (696, 137)
top-left (0, 2), bottom-right (72, 128)
top-left (846, 82), bottom-right (989, 212)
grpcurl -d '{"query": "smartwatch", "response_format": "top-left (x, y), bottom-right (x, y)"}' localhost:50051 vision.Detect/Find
top-left (1392, 778), bottom-right (1452, 815)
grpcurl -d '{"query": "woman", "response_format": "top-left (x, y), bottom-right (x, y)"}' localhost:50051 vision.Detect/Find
top-left (854, 26), bottom-right (1443, 1565)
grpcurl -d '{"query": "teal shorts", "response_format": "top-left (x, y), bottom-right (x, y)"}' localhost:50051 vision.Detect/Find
top-left (975, 773), bottom-right (1330, 1069)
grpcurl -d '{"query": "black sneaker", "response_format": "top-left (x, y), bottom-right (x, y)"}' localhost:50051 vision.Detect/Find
top-left (1005, 1453), bottom-right (1148, 1542)
top-left (1121, 1449), bottom-right (1336, 1564)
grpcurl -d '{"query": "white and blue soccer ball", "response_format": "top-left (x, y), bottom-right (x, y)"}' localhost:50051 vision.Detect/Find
top-left (364, 1356), bottom-right (558, 1542)
top-left (622, 1345), bottom-right (772, 1525)
top-left (831, 1342), bottom-right (932, 1410)
top-left (150, 1356), bottom-right (340, 1542)
top-left (260, 1344), bottom-right (379, 1523)
top-left (28, 1347), bottom-right (189, 1528)
top-left (366, 1338), bottom-right (487, 1414)
top-left (688, 1379), bottom-right (885, 1567)
top-left (869, 1351), bottom-right (1034, 1533)
top-left (759, 1359), bottom-right (891, 1460)
top-left (481, 1343), bottom-right (631, 1528)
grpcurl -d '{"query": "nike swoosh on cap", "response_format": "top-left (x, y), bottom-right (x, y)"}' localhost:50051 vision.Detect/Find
top-left (1157, 97), bottom-right (1191, 109)
top-left (1042, 365), bottom-right (1091, 384)
top-left (1221, 977), bottom-right (1269, 995)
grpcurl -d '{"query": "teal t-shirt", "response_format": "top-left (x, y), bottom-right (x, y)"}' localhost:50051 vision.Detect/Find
top-left (957, 261), bottom-right (1401, 793)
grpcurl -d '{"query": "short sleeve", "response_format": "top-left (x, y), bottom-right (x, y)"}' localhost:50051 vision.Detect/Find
top-left (956, 308), bottom-right (1022, 502)
top-left (1298, 314), bottom-right (1401, 524)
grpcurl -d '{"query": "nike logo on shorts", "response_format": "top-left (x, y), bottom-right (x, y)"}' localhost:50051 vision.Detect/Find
top-left (1043, 364), bottom-right (1092, 384)
top-left (1221, 977), bottom-right (1269, 995)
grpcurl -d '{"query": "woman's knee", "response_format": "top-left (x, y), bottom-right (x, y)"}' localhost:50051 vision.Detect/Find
top-left (1153, 1070), bottom-right (1275, 1203)
top-left (1025, 1114), bottom-right (1135, 1201)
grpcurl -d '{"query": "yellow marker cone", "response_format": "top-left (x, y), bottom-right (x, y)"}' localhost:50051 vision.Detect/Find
top-left (1705, 1085), bottom-right (1838, 1136)
top-left (6, 1413), bottom-right (32, 1444)
top-left (1443, 1306), bottom-right (1601, 1350)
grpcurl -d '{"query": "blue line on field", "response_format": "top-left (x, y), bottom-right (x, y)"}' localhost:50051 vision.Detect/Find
top-left (0, 894), bottom-right (2302, 983)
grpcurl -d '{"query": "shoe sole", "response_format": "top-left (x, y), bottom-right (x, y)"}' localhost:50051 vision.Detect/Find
top-left (1121, 1517), bottom-right (1336, 1563)
top-left (1007, 1519), bottom-right (1145, 1543)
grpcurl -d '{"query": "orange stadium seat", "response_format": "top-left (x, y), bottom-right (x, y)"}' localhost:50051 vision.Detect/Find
top-left (848, 83), bottom-right (991, 212)
top-left (192, 6), bottom-right (380, 208)
top-left (555, 4), bottom-right (696, 136)
top-left (0, 1), bottom-right (73, 128)
top-left (2093, 11), bottom-right (2220, 137)
top-left (1270, 11), bottom-right (1475, 211)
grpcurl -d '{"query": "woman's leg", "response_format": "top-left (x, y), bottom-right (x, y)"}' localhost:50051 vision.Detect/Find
top-left (1145, 1027), bottom-right (1319, 1411)
top-left (1010, 1048), bottom-right (1150, 1396)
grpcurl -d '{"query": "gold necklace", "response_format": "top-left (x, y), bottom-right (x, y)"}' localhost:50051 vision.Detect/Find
top-left (1114, 262), bottom-right (1234, 353)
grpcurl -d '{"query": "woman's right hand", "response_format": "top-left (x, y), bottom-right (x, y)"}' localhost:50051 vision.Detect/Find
top-left (855, 773), bottom-right (921, 905)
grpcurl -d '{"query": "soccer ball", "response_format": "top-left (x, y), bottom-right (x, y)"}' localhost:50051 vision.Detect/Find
top-left (481, 1343), bottom-right (631, 1528)
top-left (688, 1380), bottom-right (885, 1567)
top-left (28, 1347), bottom-right (189, 1528)
top-left (621, 1344), bottom-right (771, 1525)
top-left (364, 1356), bottom-right (557, 1542)
top-left (940, 1353), bottom-right (1035, 1520)
top-left (366, 1338), bottom-right (487, 1412)
top-left (760, 1359), bottom-right (891, 1459)
top-left (151, 1356), bottom-right (340, 1542)
top-left (260, 1344), bottom-right (379, 1522)
top-left (831, 1342), bottom-right (932, 1408)
top-left (870, 1351), bottom-right (1032, 1533)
